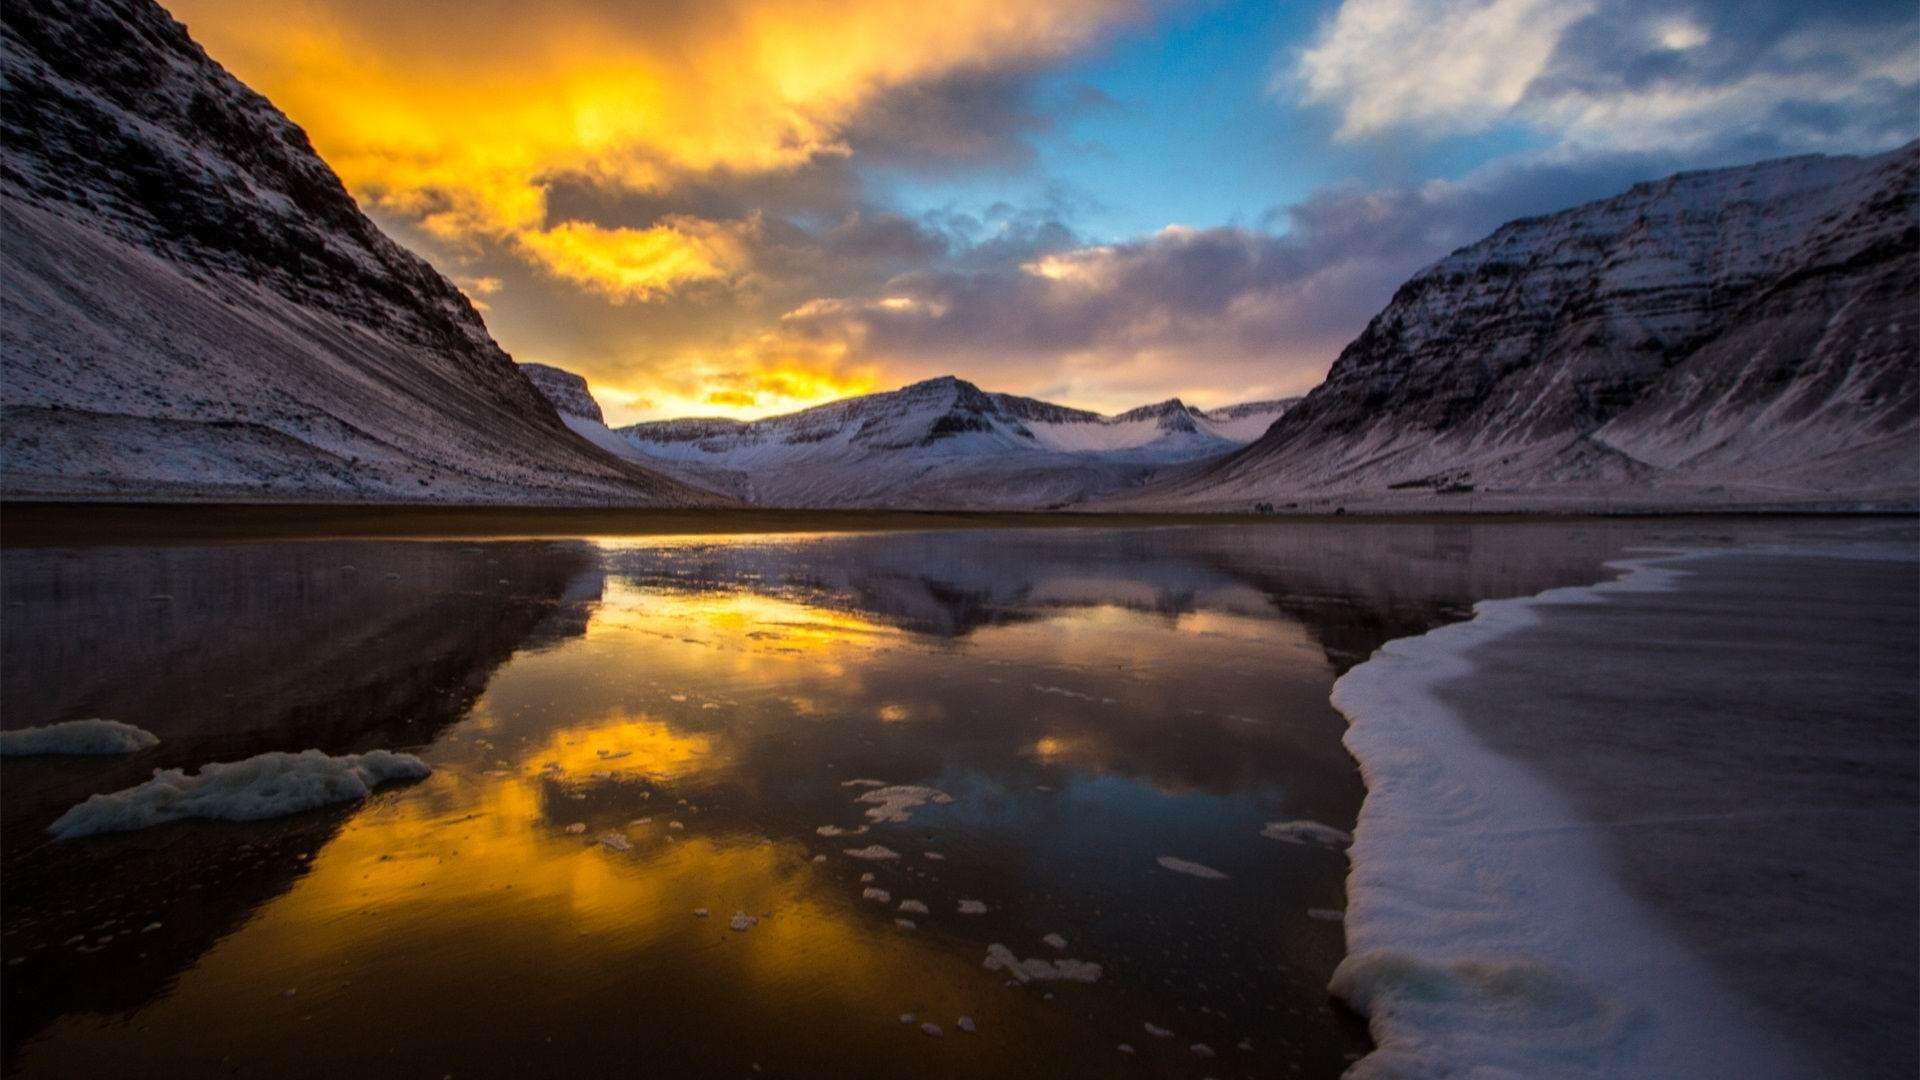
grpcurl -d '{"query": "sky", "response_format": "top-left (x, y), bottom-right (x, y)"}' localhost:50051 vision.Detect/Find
top-left (166, 0), bottom-right (1917, 424)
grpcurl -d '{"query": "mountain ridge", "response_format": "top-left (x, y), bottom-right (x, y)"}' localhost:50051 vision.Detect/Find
top-left (521, 373), bottom-right (1297, 508)
top-left (1113, 143), bottom-right (1919, 511)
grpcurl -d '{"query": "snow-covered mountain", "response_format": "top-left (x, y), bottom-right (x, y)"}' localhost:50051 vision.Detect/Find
top-left (526, 373), bottom-right (1294, 508)
top-left (0, 0), bottom-right (715, 505)
top-left (1125, 144), bottom-right (1920, 511)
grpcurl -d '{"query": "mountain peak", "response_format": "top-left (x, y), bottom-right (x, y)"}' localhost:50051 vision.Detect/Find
top-left (905, 375), bottom-right (976, 392)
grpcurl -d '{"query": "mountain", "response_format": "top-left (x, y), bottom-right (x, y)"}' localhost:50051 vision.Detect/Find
top-left (0, 0), bottom-right (715, 505)
top-left (517, 363), bottom-right (604, 425)
top-left (525, 373), bottom-right (1294, 508)
top-left (1124, 144), bottom-right (1920, 511)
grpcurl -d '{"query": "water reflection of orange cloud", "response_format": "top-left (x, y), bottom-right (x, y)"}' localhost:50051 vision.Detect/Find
top-left (587, 579), bottom-right (900, 658)
top-left (528, 711), bottom-right (721, 779)
top-left (150, 772), bottom-right (890, 1012)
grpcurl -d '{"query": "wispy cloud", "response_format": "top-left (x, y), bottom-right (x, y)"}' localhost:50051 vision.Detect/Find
top-left (1291, 0), bottom-right (1919, 154)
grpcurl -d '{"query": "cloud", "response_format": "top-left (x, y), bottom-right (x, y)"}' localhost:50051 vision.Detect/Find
top-left (756, 150), bottom-right (1744, 412)
top-left (1292, 0), bottom-right (1920, 154)
top-left (1297, 0), bottom-right (1595, 140)
top-left (516, 217), bottom-right (758, 302)
top-left (168, 0), bottom-right (1139, 288)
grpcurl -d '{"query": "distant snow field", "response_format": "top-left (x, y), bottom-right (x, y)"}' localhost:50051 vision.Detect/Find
top-left (541, 376), bottom-right (1296, 509)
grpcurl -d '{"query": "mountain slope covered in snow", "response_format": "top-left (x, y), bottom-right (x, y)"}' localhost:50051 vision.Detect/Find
top-left (528, 374), bottom-right (1293, 508)
top-left (0, 0), bottom-right (715, 504)
top-left (1125, 144), bottom-right (1920, 511)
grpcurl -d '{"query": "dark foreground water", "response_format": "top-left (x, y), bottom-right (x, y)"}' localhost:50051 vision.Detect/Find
top-left (0, 518), bottom-right (1844, 1079)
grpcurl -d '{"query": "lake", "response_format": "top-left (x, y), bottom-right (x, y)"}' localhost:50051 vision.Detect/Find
top-left (0, 516), bottom-right (1795, 1078)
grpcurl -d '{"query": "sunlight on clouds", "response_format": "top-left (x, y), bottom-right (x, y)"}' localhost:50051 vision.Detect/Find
top-left (517, 218), bottom-right (757, 301)
top-left (167, 0), bottom-right (1133, 295)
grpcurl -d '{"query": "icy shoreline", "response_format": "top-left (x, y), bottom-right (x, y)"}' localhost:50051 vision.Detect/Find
top-left (1327, 551), bottom-right (1809, 1079)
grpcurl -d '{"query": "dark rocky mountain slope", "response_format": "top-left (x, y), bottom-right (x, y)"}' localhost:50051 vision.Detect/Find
top-left (0, 0), bottom-right (717, 504)
top-left (1128, 144), bottom-right (1919, 511)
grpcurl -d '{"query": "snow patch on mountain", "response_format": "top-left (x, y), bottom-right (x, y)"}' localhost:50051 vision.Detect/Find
top-left (581, 376), bottom-right (1294, 508)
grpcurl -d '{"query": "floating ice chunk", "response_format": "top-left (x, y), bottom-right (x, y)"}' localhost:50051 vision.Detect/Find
top-left (564, 822), bottom-right (587, 834)
top-left (1032, 684), bottom-right (1095, 701)
top-left (895, 919), bottom-right (917, 930)
top-left (598, 832), bottom-right (632, 852)
top-left (898, 899), bottom-right (929, 915)
top-left (669, 694), bottom-right (688, 702)
top-left (694, 908), bottom-right (709, 918)
top-left (899, 1013), bottom-right (916, 1024)
top-left (1144, 1023), bottom-right (1173, 1038)
top-left (862, 888), bottom-right (892, 904)
top-left (1261, 820), bottom-right (1352, 847)
top-left (815, 824), bottom-right (868, 837)
top-left (840, 779), bottom-right (887, 788)
top-left (844, 844), bottom-right (900, 860)
top-left (630, 817), bottom-right (652, 826)
top-left (1, 719), bottom-right (159, 757)
top-left (668, 821), bottom-right (685, 830)
top-left (1042, 933), bottom-right (1068, 950)
top-left (811, 854), bottom-right (827, 863)
top-left (854, 785), bottom-right (952, 824)
top-left (957, 900), bottom-right (988, 915)
top-left (1117, 1044), bottom-right (1135, 1054)
top-left (920, 1022), bottom-right (943, 1037)
top-left (860, 873), bottom-right (875, 883)
top-left (957, 1016), bottom-right (976, 1033)
top-left (923, 852), bottom-right (946, 860)
top-left (1191, 1043), bottom-right (1215, 1058)
top-left (1156, 856), bottom-right (1229, 880)
top-left (729, 911), bottom-right (758, 931)
top-left (982, 943), bottom-right (1102, 983)
top-left (48, 749), bottom-right (428, 840)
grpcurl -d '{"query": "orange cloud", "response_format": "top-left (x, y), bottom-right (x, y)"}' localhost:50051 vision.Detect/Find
top-left (166, 0), bottom-right (1136, 285)
top-left (517, 218), bottom-right (757, 301)
top-left (161, 0), bottom-right (1141, 424)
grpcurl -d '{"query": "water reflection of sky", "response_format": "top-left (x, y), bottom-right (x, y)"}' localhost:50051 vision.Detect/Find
top-left (4, 522), bottom-right (1714, 1078)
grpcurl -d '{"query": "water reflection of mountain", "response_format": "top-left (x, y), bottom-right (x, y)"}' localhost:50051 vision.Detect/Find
top-left (0, 540), bottom-right (600, 1063)
top-left (600, 522), bottom-right (1665, 657)
top-left (1, 520), bottom-right (1713, 1067)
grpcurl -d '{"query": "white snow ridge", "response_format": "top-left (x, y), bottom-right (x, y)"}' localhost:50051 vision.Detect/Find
top-left (1329, 555), bottom-right (1808, 1080)
top-left (0, 719), bottom-right (160, 756)
top-left (49, 749), bottom-right (430, 840)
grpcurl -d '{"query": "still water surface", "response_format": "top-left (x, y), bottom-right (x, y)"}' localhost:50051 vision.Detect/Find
top-left (1, 521), bottom-right (1737, 1078)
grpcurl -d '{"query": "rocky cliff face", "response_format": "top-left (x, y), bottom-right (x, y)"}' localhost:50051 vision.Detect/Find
top-left (1146, 144), bottom-right (1919, 509)
top-left (518, 364), bottom-right (605, 423)
top-left (0, 0), bottom-right (715, 504)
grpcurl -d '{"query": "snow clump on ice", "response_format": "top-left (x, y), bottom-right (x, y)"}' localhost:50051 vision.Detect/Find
top-left (1, 719), bottom-right (159, 756)
top-left (49, 749), bottom-right (429, 840)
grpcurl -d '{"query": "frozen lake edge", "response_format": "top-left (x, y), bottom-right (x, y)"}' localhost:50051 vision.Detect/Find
top-left (1331, 538), bottom-right (1919, 1079)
